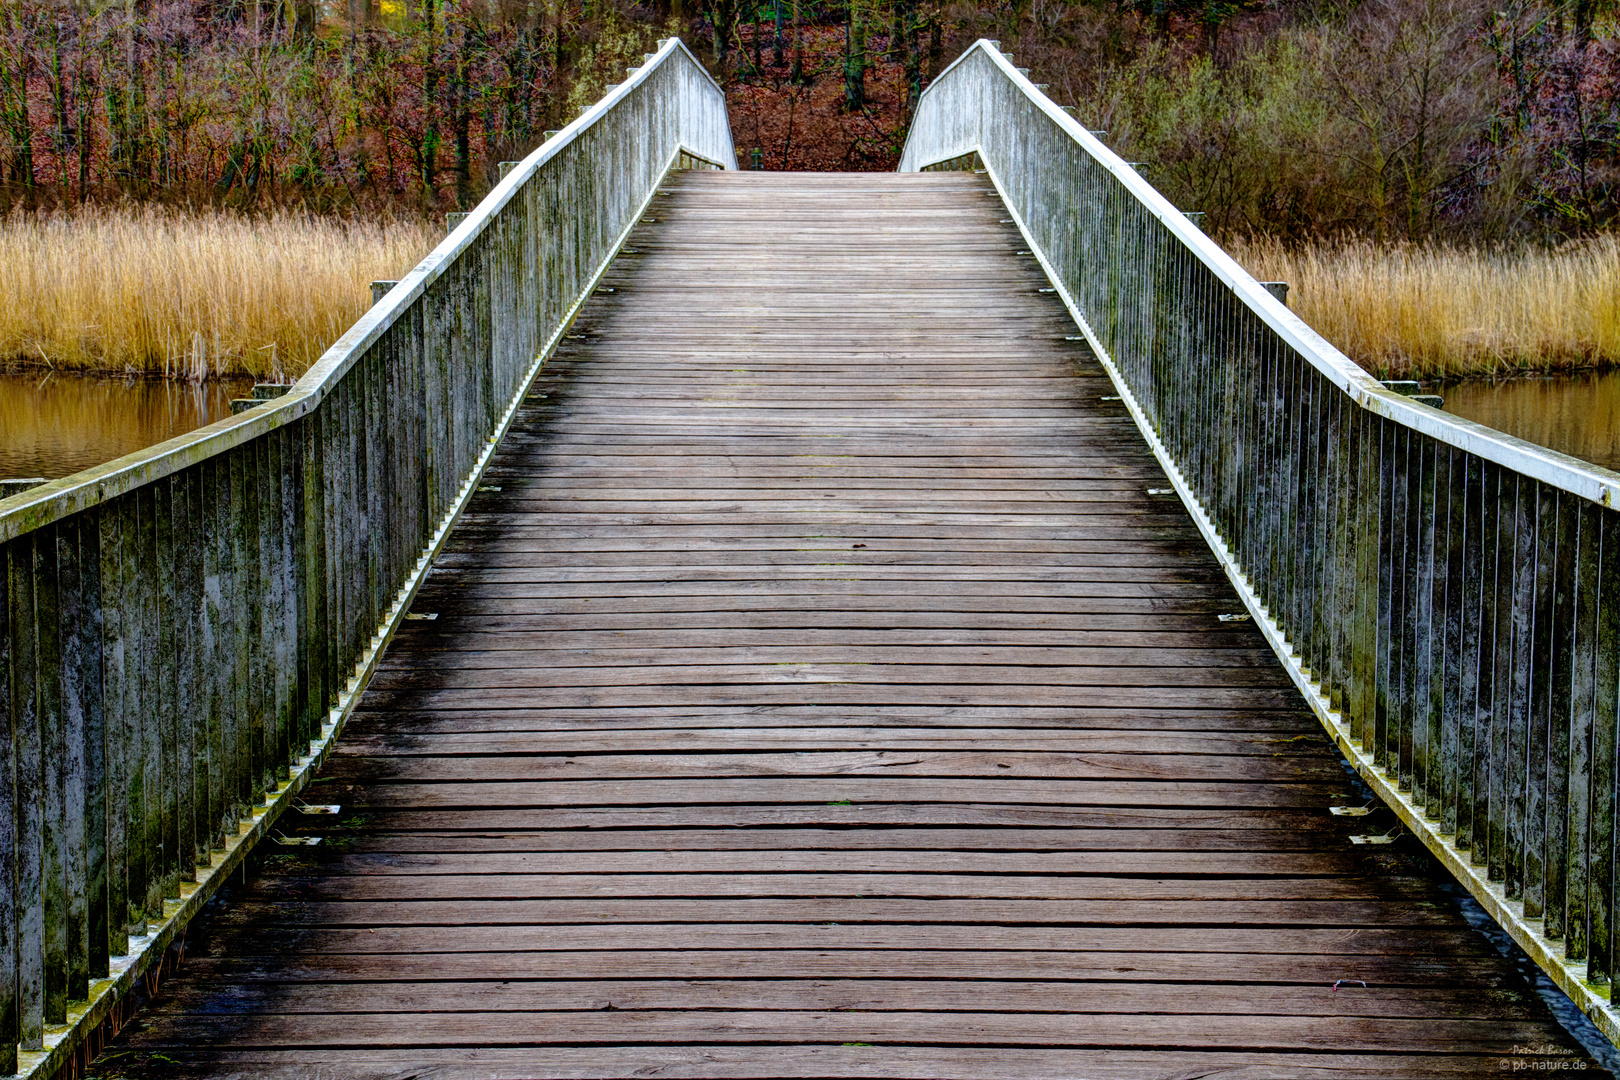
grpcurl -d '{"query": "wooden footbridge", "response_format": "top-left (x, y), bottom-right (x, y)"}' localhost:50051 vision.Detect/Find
top-left (3, 39), bottom-right (1620, 1080)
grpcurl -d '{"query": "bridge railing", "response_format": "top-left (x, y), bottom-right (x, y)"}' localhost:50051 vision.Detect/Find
top-left (0, 38), bottom-right (733, 1076)
top-left (902, 39), bottom-right (1620, 1040)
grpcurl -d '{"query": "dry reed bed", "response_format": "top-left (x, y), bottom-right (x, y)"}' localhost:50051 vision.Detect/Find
top-left (1, 207), bottom-right (1615, 384)
top-left (1231, 235), bottom-right (1620, 381)
top-left (0, 207), bottom-right (437, 380)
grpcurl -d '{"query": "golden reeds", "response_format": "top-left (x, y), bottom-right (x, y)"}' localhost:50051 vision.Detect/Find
top-left (1229, 235), bottom-right (1620, 381)
top-left (0, 206), bottom-right (437, 380)
top-left (2, 206), bottom-right (1616, 386)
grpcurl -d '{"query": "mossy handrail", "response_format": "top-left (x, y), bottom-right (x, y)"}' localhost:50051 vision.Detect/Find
top-left (0, 37), bottom-right (733, 1077)
top-left (903, 38), bottom-right (1620, 1043)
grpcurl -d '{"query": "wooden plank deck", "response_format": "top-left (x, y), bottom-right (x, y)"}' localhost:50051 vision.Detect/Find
top-left (92, 172), bottom-right (1603, 1078)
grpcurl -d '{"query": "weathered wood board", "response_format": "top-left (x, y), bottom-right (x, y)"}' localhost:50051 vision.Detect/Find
top-left (90, 172), bottom-right (1603, 1078)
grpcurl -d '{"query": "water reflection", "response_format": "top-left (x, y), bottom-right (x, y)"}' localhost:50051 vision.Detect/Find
top-left (0, 369), bottom-right (253, 482)
top-left (1440, 371), bottom-right (1620, 475)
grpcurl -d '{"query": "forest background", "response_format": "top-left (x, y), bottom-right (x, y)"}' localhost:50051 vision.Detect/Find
top-left (0, 0), bottom-right (1614, 376)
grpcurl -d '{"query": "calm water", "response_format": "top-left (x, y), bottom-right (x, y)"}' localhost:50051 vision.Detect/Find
top-left (2, 368), bottom-right (1617, 485)
top-left (1440, 370), bottom-right (1620, 475)
top-left (0, 370), bottom-right (252, 482)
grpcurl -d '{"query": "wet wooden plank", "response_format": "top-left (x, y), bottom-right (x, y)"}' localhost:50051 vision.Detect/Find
top-left (205, 896), bottom-right (1466, 928)
top-left (89, 1046), bottom-right (1608, 1080)
top-left (145, 977), bottom-right (1540, 1019)
top-left (319, 749), bottom-right (1341, 784)
top-left (208, 871), bottom-right (1463, 903)
top-left (323, 776), bottom-right (1352, 809)
top-left (189, 922), bottom-right (1493, 958)
top-left (337, 705), bottom-right (1322, 733)
top-left (133, 949), bottom-right (1526, 988)
top-left (113, 1009), bottom-right (1559, 1053)
top-left (352, 684), bottom-right (1313, 712)
top-left (331, 801), bottom-right (1346, 828)
top-left (369, 645), bottom-right (1290, 670)
top-left (330, 728), bottom-right (1333, 756)
top-left (235, 848), bottom-right (1373, 877)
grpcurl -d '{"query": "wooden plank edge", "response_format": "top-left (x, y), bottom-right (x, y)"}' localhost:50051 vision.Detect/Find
top-left (4, 135), bottom-right (706, 1080)
top-left (969, 153), bottom-right (1620, 1052)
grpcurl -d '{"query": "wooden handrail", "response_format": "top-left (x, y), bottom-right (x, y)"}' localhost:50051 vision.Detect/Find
top-left (903, 37), bottom-right (1620, 1044)
top-left (0, 37), bottom-right (734, 1076)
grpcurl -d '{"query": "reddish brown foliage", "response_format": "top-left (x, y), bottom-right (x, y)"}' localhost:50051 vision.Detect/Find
top-left (0, 0), bottom-right (1611, 239)
top-left (723, 25), bottom-right (914, 171)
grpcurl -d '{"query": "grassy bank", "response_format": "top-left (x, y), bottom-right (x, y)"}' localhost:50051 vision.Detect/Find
top-left (1230, 236), bottom-right (1620, 381)
top-left (0, 207), bottom-right (437, 380)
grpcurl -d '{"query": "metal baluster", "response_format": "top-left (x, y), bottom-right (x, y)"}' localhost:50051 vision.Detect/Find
top-left (154, 479), bottom-right (181, 902)
top-left (1564, 498), bottom-right (1601, 959)
top-left (1282, 349), bottom-right (1307, 660)
top-left (1505, 475), bottom-right (1535, 900)
top-left (1524, 482), bottom-right (1558, 918)
top-left (226, 450), bottom-right (250, 825)
top-left (1311, 371), bottom-right (1338, 703)
top-left (1595, 508), bottom-right (1619, 992)
top-left (6, 535), bottom-right (43, 1052)
top-left (1412, 437), bottom-right (1438, 808)
top-left (1374, 420), bottom-right (1398, 770)
top-left (71, 515), bottom-right (109, 981)
top-left (53, 522), bottom-right (89, 1003)
top-left (366, 350), bottom-right (385, 636)
top-left (201, 457), bottom-right (226, 850)
top-left (1347, 407), bottom-right (1375, 744)
top-left (173, 473), bottom-right (199, 881)
top-left (273, 426), bottom-right (295, 780)
top-left (295, 416), bottom-right (321, 748)
top-left (1543, 490), bottom-right (1578, 938)
top-left (248, 440), bottom-right (270, 803)
top-left (1459, 454), bottom-right (1487, 858)
top-left (0, 539), bottom-right (14, 1070)
top-left (1435, 447), bottom-right (1463, 831)
top-left (35, 526), bottom-right (67, 1024)
top-left (97, 502), bottom-right (128, 961)
top-left (1487, 464), bottom-right (1515, 884)
top-left (128, 487), bottom-right (156, 930)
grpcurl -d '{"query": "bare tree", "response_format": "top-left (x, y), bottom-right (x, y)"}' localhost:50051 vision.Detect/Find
top-left (1321, 0), bottom-right (1497, 240)
top-left (845, 0), bottom-right (868, 109)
